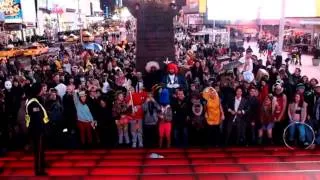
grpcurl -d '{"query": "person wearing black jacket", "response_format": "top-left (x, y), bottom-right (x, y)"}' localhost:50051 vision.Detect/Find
top-left (62, 86), bottom-right (77, 133)
top-left (86, 87), bottom-right (100, 121)
top-left (0, 92), bottom-right (7, 156)
top-left (247, 87), bottom-right (260, 145)
top-left (171, 89), bottom-right (189, 147)
top-left (25, 83), bottom-right (49, 176)
top-left (86, 86), bottom-right (100, 143)
top-left (96, 97), bottom-right (116, 147)
top-left (224, 87), bottom-right (249, 145)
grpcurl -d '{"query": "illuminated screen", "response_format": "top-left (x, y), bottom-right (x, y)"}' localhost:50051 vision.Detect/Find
top-left (207, 0), bottom-right (320, 20)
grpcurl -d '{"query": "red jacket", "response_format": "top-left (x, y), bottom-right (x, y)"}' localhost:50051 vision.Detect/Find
top-left (259, 85), bottom-right (269, 104)
top-left (127, 91), bottom-right (147, 120)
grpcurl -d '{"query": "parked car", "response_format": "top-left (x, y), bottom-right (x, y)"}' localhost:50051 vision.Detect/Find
top-left (23, 43), bottom-right (49, 56)
top-left (0, 45), bottom-right (24, 58)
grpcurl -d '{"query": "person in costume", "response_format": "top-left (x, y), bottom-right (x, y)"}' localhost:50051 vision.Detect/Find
top-left (144, 61), bottom-right (162, 92)
top-left (202, 87), bottom-right (225, 146)
top-left (158, 88), bottom-right (172, 148)
top-left (25, 83), bottom-right (49, 176)
top-left (127, 86), bottom-right (147, 148)
top-left (162, 63), bottom-right (186, 95)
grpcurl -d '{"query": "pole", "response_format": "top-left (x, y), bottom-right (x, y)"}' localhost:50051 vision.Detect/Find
top-left (277, 0), bottom-right (286, 56)
top-left (78, 0), bottom-right (83, 44)
top-left (57, 13), bottom-right (60, 32)
top-left (212, 20), bottom-right (215, 43)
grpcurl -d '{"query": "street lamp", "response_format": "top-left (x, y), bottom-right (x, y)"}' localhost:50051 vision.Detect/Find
top-left (277, 0), bottom-right (286, 56)
top-left (78, 0), bottom-right (83, 44)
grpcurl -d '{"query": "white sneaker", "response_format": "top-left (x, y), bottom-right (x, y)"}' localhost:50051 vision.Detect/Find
top-left (139, 143), bottom-right (143, 148)
top-left (132, 143), bottom-right (137, 148)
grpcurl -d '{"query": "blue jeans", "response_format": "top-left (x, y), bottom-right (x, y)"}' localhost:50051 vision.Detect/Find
top-left (174, 127), bottom-right (188, 147)
top-left (289, 122), bottom-right (306, 142)
top-left (130, 120), bottom-right (143, 145)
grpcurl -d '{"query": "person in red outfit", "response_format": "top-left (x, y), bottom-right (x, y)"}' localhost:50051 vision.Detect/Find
top-left (127, 87), bottom-right (147, 148)
top-left (259, 78), bottom-right (269, 104)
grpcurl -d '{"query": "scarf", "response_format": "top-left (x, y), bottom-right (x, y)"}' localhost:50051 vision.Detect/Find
top-left (148, 101), bottom-right (156, 116)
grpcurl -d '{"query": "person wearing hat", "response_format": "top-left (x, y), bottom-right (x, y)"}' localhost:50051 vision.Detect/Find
top-left (25, 83), bottom-right (49, 176)
top-left (162, 63), bottom-right (186, 96)
top-left (73, 89), bottom-right (95, 147)
top-left (144, 61), bottom-right (162, 92)
top-left (295, 82), bottom-right (306, 100)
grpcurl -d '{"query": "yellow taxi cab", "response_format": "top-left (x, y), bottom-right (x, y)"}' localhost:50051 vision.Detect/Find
top-left (23, 43), bottom-right (49, 56)
top-left (0, 45), bottom-right (24, 58)
top-left (66, 34), bottom-right (79, 42)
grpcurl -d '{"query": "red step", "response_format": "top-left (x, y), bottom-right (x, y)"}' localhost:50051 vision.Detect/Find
top-left (90, 167), bottom-right (139, 175)
top-left (256, 174), bottom-right (313, 180)
top-left (246, 164), bottom-right (293, 171)
top-left (1, 148), bottom-right (320, 179)
top-left (141, 175), bottom-right (195, 180)
top-left (194, 165), bottom-right (243, 173)
top-left (48, 168), bottom-right (89, 176)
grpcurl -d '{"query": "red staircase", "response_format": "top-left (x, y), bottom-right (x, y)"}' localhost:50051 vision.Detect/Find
top-left (1, 147), bottom-right (320, 179)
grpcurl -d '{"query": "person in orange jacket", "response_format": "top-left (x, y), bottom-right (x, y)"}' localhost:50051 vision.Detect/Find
top-left (202, 87), bottom-right (225, 146)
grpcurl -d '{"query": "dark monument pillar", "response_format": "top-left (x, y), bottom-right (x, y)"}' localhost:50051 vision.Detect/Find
top-left (123, 0), bottom-right (186, 71)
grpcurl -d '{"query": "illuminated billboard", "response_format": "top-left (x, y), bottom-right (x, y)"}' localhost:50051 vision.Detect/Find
top-left (199, 0), bottom-right (206, 13)
top-left (207, 0), bottom-right (320, 21)
top-left (0, 0), bottom-right (23, 23)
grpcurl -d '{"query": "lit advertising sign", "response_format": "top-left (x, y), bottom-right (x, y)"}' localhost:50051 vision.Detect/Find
top-left (199, 0), bottom-right (206, 14)
top-left (20, 0), bottom-right (36, 24)
top-left (207, 0), bottom-right (320, 20)
top-left (0, 0), bottom-right (22, 23)
top-left (38, 0), bottom-right (54, 9)
top-left (187, 0), bottom-right (198, 9)
top-left (317, 0), bottom-right (320, 17)
top-left (261, 0), bottom-right (319, 19)
top-left (207, 0), bottom-right (259, 20)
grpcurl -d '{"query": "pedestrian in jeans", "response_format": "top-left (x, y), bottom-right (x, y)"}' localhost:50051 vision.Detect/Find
top-left (288, 93), bottom-right (308, 146)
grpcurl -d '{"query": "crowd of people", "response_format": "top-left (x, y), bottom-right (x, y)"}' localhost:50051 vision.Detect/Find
top-left (0, 31), bottom-right (320, 154)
